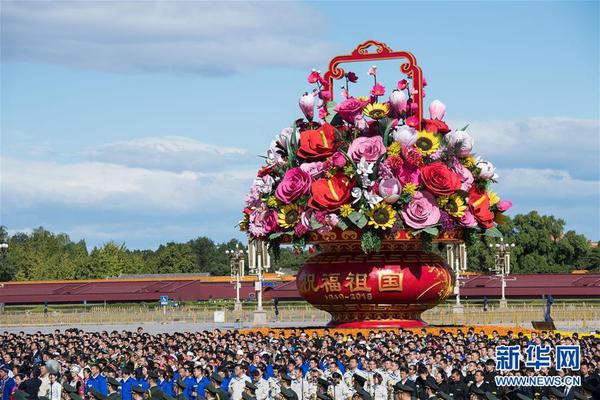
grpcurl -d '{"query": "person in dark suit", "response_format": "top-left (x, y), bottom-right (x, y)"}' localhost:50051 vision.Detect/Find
top-left (448, 369), bottom-right (468, 400)
top-left (20, 368), bottom-right (41, 400)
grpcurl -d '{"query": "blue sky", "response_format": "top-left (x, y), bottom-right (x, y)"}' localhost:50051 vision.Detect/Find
top-left (1, 1), bottom-right (598, 249)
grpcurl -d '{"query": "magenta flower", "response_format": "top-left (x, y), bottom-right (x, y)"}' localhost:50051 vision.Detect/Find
top-left (307, 69), bottom-right (320, 84)
top-left (331, 152), bottom-right (346, 168)
top-left (275, 167), bottom-right (311, 204)
top-left (371, 84), bottom-right (385, 97)
top-left (334, 98), bottom-right (366, 123)
top-left (497, 200), bottom-right (513, 212)
top-left (347, 136), bottom-right (386, 162)
top-left (401, 191), bottom-right (441, 229)
top-left (397, 79), bottom-right (408, 90)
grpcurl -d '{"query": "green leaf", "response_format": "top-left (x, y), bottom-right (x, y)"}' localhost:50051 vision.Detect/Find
top-left (382, 118), bottom-right (396, 147)
top-left (460, 124), bottom-right (470, 131)
top-left (325, 112), bottom-right (337, 124)
top-left (338, 149), bottom-right (357, 170)
top-left (412, 226), bottom-right (440, 237)
top-left (326, 101), bottom-right (337, 112)
top-left (484, 227), bottom-right (503, 238)
top-left (310, 215), bottom-right (323, 230)
top-left (348, 211), bottom-right (368, 229)
top-left (337, 218), bottom-right (349, 231)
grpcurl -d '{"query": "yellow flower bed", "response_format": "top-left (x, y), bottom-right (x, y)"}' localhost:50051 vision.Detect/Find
top-left (239, 326), bottom-right (595, 338)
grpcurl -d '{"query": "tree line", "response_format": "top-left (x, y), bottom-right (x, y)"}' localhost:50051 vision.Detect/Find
top-left (0, 211), bottom-right (597, 282)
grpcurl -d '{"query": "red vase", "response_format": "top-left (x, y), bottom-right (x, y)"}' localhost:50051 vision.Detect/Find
top-left (295, 230), bottom-right (459, 328)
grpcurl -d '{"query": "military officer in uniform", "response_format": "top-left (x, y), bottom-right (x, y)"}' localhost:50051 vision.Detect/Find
top-left (175, 379), bottom-right (188, 400)
top-left (106, 378), bottom-right (121, 400)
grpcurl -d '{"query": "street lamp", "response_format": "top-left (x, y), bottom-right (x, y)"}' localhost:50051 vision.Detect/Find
top-left (225, 244), bottom-right (246, 311)
top-left (489, 237), bottom-right (515, 309)
top-left (248, 238), bottom-right (270, 325)
top-left (447, 242), bottom-right (467, 313)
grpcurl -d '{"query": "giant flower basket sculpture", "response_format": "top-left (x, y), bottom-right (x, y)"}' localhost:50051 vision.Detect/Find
top-left (240, 41), bottom-right (511, 327)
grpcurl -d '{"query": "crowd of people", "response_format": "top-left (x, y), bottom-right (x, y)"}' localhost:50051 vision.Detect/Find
top-left (0, 327), bottom-right (598, 400)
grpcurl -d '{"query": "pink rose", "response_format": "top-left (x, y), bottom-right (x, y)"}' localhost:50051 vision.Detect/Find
top-left (401, 191), bottom-right (441, 229)
top-left (299, 92), bottom-right (315, 120)
top-left (275, 167), bottom-right (311, 204)
top-left (459, 208), bottom-right (478, 228)
top-left (299, 161), bottom-right (324, 179)
top-left (451, 161), bottom-right (474, 192)
top-left (347, 136), bottom-right (386, 162)
top-left (497, 200), bottom-right (512, 212)
top-left (334, 98), bottom-right (366, 123)
top-left (249, 207), bottom-right (279, 237)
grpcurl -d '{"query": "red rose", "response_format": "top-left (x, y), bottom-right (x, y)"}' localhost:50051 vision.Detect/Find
top-left (420, 162), bottom-right (461, 196)
top-left (423, 119), bottom-right (451, 134)
top-left (297, 123), bottom-right (337, 161)
top-left (468, 189), bottom-right (495, 228)
top-left (308, 173), bottom-right (354, 211)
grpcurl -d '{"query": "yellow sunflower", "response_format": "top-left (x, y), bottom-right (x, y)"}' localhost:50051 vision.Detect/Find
top-left (266, 196), bottom-right (279, 208)
top-left (339, 204), bottom-right (354, 217)
top-left (462, 156), bottom-right (476, 168)
top-left (277, 204), bottom-right (300, 229)
top-left (415, 130), bottom-right (441, 156)
top-left (363, 103), bottom-right (389, 120)
top-left (367, 203), bottom-right (397, 230)
top-left (387, 142), bottom-right (401, 156)
top-left (444, 194), bottom-right (467, 218)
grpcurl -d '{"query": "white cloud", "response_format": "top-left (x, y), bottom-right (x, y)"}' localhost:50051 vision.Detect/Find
top-left (448, 118), bottom-right (599, 179)
top-left (1, 1), bottom-right (333, 74)
top-left (1, 156), bottom-right (255, 214)
top-left (83, 136), bottom-right (255, 172)
top-left (497, 168), bottom-right (598, 200)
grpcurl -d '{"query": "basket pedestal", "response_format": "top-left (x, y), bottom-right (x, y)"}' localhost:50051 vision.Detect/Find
top-left (296, 236), bottom-right (454, 328)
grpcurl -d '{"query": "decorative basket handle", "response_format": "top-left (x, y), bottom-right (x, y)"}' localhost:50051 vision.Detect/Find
top-left (323, 40), bottom-right (424, 127)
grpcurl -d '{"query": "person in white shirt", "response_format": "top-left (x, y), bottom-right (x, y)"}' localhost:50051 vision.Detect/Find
top-left (228, 365), bottom-right (251, 400)
top-left (343, 359), bottom-right (365, 389)
top-left (290, 368), bottom-right (307, 400)
top-left (38, 365), bottom-right (51, 397)
top-left (251, 369), bottom-right (269, 400)
top-left (371, 373), bottom-right (387, 400)
top-left (328, 373), bottom-right (351, 400)
top-left (46, 373), bottom-right (62, 400)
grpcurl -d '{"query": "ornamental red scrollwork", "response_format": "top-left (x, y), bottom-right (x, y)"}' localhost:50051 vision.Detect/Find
top-left (323, 40), bottom-right (424, 128)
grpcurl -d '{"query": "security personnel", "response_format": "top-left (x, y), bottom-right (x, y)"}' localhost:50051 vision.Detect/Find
top-left (89, 388), bottom-right (108, 400)
top-left (86, 364), bottom-right (108, 397)
top-left (352, 388), bottom-right (372, 400)
top-left (175, 379), bottom-right (188, 400)
top-left (279, 388), bottom-right (298, 400)
top-left (131, 386), bottom-right (145, 400)
top-left (106, 378), bottom-right (121, 400)
top-left (148, 371), bottom-right (164, 400)
top-left (393, 383), bottom-right (415, 400)
top-left (423, 378), bottom-right (439, 400)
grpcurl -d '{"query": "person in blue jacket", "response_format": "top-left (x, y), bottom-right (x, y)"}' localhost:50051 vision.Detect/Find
top-left (0, 366), bottom-right (15, 400)
top-left (120, 368), bottom-right (137, 400)
top-left (182, 368), bottom-right (196, 400)
top-left (159, 369), bottom-right (175, 397)
top-left (191, 367), bottom-right (210, 400)
top-left (85, 363), bottom-right (108, 396)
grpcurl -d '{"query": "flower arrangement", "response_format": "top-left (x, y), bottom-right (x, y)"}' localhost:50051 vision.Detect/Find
top-left (241, 65), bottom-right (511, 252)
